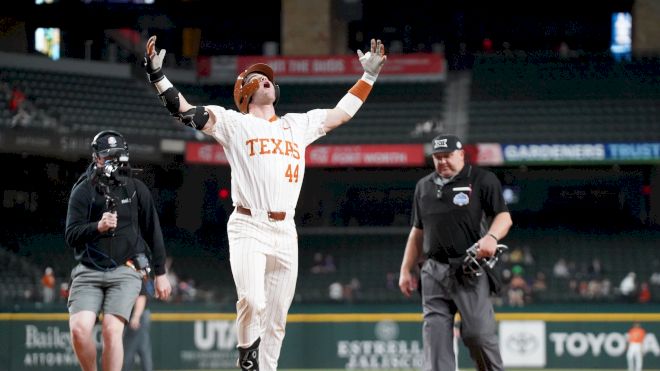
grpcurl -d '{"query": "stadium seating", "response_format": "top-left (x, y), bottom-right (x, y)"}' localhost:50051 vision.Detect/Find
top-left (278, 82), bottom-right (446, 144)
top-left (296, 231), bottom-right (409, 303)
top-left (468, 54), bottom-right (660, 143)
top-left (2, 53), bottom-right (660, 308)
top-left (2, 225), bottom-right (659, 306)
top-left (1, 67), bottom-right (194, 139)
top-left (1, 64), bottom-right (446, 145)
top-left (501, 228), bottom-right (660, 304)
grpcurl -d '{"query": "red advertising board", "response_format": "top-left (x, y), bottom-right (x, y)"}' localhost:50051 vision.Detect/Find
top-left (236, 54), bottom-right (445, 78)
top-left (306, 144), bottom-right (426, 167)
top-left (186, 142), bottom-right (426, 167)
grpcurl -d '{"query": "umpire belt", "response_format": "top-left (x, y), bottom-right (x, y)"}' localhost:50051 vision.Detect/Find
top-left (427, 253), bottom-right (449, 264)
top-left (236, 206), bottom-right (289, 222)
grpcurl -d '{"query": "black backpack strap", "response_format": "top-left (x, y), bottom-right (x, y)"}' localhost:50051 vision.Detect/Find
top-left (126, 178), bottom-right (145, 254)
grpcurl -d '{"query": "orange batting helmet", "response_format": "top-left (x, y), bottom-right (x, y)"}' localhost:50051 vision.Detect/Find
top-left (233, 63), bottom-right (279, 113)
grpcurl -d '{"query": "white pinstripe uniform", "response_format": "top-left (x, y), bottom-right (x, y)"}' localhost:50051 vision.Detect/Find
top-left (145, 34), bottom-right (386, 371)
top-left (203, 107), bottom-right (326, 370)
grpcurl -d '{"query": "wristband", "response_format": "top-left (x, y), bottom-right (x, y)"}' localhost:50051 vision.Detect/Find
top-left (336, 77), bottom-right (373, 117)
top-left (147, 68), bottom-right (164, 83)
top-left (487, 233), bottom-right (499, 242)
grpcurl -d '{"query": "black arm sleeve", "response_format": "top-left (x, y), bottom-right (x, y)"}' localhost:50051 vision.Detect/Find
top-left (65, 182), bottom-right (101, 249)
top-left (135, 180), bottom-right (167, 276)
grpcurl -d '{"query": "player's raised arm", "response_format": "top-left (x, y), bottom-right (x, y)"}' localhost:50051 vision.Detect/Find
top-left (144, 35), bottom-right (214, 131)
top-left (324, 38), bottom-right (387, 133)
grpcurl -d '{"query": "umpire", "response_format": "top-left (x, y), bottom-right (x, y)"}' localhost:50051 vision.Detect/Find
top-left (65, 130), bottom-right (171, 371)
top-left (399, 134), bottom-right (512, 371)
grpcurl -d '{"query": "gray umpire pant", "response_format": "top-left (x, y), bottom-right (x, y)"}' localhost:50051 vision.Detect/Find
top-left (122, 309), bottom-right (153, 371)
top-left (421, 259), bottom-right (504, 371)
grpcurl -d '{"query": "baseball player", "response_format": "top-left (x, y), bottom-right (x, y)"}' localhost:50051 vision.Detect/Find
top-left (144, 36), bottom-right (386, 371)
top-left (627, 322), bottom-right (646, 371)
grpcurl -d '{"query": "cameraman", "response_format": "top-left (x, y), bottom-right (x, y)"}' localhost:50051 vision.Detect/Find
top-left (65, 130), bottom-right (171, 371)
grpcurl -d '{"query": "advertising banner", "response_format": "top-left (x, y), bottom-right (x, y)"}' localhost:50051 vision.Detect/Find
top-left (499, 320), bottom-right (547, 367)
top-left (501, 142), bottom-right (660, 164)
top-left (0, 129), bottom-right (162, 161)
top-left (186, 142), bottom-right (427, 167)
top-left (186, 141), bottom-right (660, 168)
top-left (306, 144), bottom-right (426, 167)
top-left (236, 54), bottom-right (446, 82)
top-left (2, 313), bottom-right (660, 370)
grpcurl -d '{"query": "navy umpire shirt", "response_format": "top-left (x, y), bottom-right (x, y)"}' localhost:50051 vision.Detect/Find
top-left (411, 164), bottom-right (509, 262)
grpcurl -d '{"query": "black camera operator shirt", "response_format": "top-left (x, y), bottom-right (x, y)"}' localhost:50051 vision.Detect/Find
top-left (411, 164), bottom-right (508, 262)
top-left (65, 164), bottom-right (167, 275)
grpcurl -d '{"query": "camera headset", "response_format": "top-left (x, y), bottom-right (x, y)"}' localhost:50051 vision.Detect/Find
top-left (91, 130), bottom-right (130, 181)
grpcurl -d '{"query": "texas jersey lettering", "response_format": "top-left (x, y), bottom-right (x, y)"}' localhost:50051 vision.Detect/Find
top-left (204, 106), bottom-right (326, 214)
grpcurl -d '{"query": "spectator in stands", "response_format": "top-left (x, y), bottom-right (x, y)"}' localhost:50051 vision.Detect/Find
top-left (620, 272), bottom-right (637, 301)
top-left (508, 247), bottom-right (524, 264)
top-left (123, 281), bottom-right (153, 371)
top-left (41, 266), bottom-right (56, 304)
top-left (343, 277), bottom-right (362, 302)
top-left (482, 38), bottom-right (494, 54)
top-left (311, 253), bottom-right (336, 274)
top-left (601, 278), bottom-right (612, 298)
top-left (329, 282), bottom-right (343, 301)
top-left (65, 130), bottom-right (171, 371)
top-left (585, 279), bottom-right (602, 300)
top-left (531, 271), bottom-right (548, 297)
top-left (588, 258), bottom-right (604, 279)
top-left (557, 41), bottom-right (576, 59)
top-left (324, 254), bottom-right (337, 273)
top-left (501, 41), bottom-right (514, 58)
top-left (385, 272), bottom-right (398, 291)
top-left (638, 282), bottom-right (651, 304)
top-left (310, 252), bottom-right (325, 274)
top-left (6, 83), bottom-right (34, 128)
top-left (9, 99), bottom-right (34, 128)
top-left (651, 272), bottom-right (660, 286)
top-left (522, 246), bottom-right (535, 266)
top-left (178, 278), bottom-right (197, 302)
top-left (59, 282), bottom-right (69, 302)
top-left (650, 259), bottom-right (660, 287)
top-left (507, 265), bottom-right (528, 307)
top-left (410, 119), bottom-right (445, 138)
top-left (8, 83), bottom-right (25, 114)
top-left (553, 258), bottom-right (570, 278)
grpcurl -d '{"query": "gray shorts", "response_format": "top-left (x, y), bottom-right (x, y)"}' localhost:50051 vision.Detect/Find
top-left (67, 263), bottom-right (142, 322)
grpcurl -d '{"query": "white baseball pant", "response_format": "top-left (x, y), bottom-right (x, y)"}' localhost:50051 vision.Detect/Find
top-left (627, 343), bottom-right (643, 371)
top-left (228, 211), bottom-right (298, 371)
